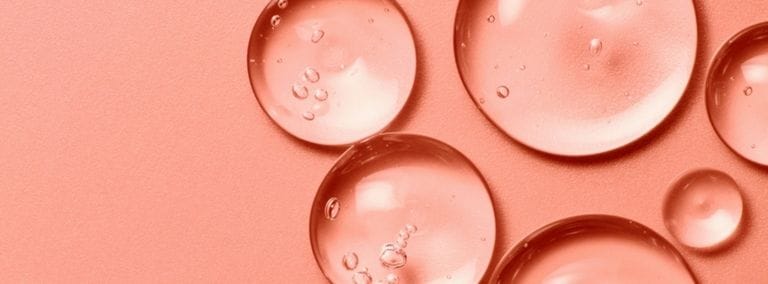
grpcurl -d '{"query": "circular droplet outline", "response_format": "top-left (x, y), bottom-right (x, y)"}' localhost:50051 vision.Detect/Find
top-left (705, 21), bottom-right (768, 167)
top-left (246, 0), bottom-right (419, 147)
top-left (308, 132), bottom-right (498, 283)
top-left (488, 215), bottom-right (698, 283)
top-left (663, 168), bottom-right (745, 252)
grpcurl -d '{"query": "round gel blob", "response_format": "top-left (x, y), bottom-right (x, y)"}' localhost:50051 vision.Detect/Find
top-left (248, 0), bottom-right (417, 146)
top-left (310, 133), bottom-right (497, 283)
top-left (490, 215), bottom-right (697, 284)
top-left (663, 169), bottom-right (744, 251)
top-left (706, 22), bottom-right (768, 166)
top-left (454, 0), bottom-right (698, 156)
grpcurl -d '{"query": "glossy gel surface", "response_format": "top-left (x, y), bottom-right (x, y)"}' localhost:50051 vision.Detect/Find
top-left (664, 169), bottom-right (743, 250)
top-left (310, 134), bottom-right (496, 283)
top-left (248, 0), bottom-right (417, 146)
top-left (454, 0), bottom-right (698, 156)
top-left (706, 22), bottom-right (768, 166)
top-left (490, 215), bottom-right (696, 284)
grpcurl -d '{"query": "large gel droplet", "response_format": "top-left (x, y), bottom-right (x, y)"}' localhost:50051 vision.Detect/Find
top-left (454, 0), bottom-right (697, 156)
top-left (248, 0), bottom-right (417, 146)
top-left (310, 134), bottom-right (496, 283)
top-left (706, 22), bottom-right (768, 166)
top-left (490, 215), bottom-right (697, 284)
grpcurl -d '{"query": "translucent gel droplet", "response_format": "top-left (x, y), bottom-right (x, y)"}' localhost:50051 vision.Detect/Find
top-left (664, 169), bottom-right (744, 250)
top-left (490, 215), bottom-right (697, 284)
top-left (270, 15), bottom-right (281, 28)
top-left (353, 268), bottom-right (373, 284)
top-left (343, 252), bottom-right (359, 270)
top-left (277, 0), bottom-right (288, 9)
top-left (379, 243), bottom-right (407, 270)
top-left (397, 229), bottom-right (409, 240)
top-left (325, 197), bottom-right (340, 220)
top-left (454, 0), bottom-right (697, 156)
top-left (248, 0), bottom-right (417, 146)
top-left (310, 134), bottom-right (496, 283)
top-left (487, 15), bottom-right (496, 23)
top-left (706, 22), bottom-right (768, 165)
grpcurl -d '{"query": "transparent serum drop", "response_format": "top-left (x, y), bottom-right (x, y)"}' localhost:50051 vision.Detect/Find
top-left (490, 215), bottom-right (697, 283)
top-left (707, 22), bottom-right (768, 165)
top-left (343, 252), bottom-right (359, 270)
top-left (664, 169), bottom-right (744, 250)
top-left (248, 0), bottom-right (417, 146)
top-left (454, 0), bottom-right (697, 156)
top-left (310, 134), bottom-right (496, 283)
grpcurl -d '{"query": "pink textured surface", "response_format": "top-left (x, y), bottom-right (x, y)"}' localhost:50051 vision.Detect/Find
top-left (0, 0), bottom-right (766, 282)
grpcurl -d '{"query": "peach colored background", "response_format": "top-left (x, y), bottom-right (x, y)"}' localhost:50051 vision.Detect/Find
top-left (0, 0), bottom-right (766, 282)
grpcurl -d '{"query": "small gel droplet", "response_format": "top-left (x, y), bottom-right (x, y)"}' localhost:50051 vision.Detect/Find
top-left (487, 15), bottom-right (495, 23)
top-left (324, 197), bottom-right (340, 219)
top-left (744, 86), bottom-right (753, 96)
top-left (519, 65), bottom-right (526, 71)
top-left (353, 268), bottom-right (373, 284)
top-left (385, 274), bottom-right (399, 284)
top-left (277, 0), bottom-right (288, 9)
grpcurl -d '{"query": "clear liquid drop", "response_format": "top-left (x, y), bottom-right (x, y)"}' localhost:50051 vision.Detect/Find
top-left (248, 0), bottom-right (417, 146)
top-left (490, 215), bottom-right (697, 283)
top-left (487, 15), bottom-right (496, 23)
top-left (386, 274), bottom-right (399, 284)
top-left (277, 0), bottom-right (288, 9)
top-left (664, 169), bottom-right (744, 250)
top-left (343, 252), bottom-right (359, 270)
top-left (706, 22), bottom-right (768, 166)
top-left (310, 134), bottom-right (496, 283)
top-left (454, 0), bottom-right (697, 156)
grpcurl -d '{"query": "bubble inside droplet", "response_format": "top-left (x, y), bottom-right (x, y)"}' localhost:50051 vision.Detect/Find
top-left (487, 15), bottom-right (496, 23)
top-left (353, 268), bottom-right (373, 284)
top-left (744, 86), bottom-right (753, 96)
top-left (490, 215), bottom-right (696, 283)
top-left (277, 0), bottom-right (288, 9)
top-left (271, 15), bottom-right (281, 27)
top-left (303, 67), bottom-right (320, 83)
top-left (663, 169), bottom-right (743, 250)
top-left (314, 89), bottom-right (329, 101)
top-left (385, 274), bottom-right (399, 284)
top-left (379, 243), bottom-right (407, 270)
top-left (292, 83), bottom-right (309, 99)
top-left (311, 29), bottom-right (325, 43)
top-left (324, 197), bottom-right (340, 220)
top-left (497, 86), bottom-right (510, 98)
top-left (589, 38), bottom-right (603, 55)
top-left (343, 252), bottom-right (359, 270)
